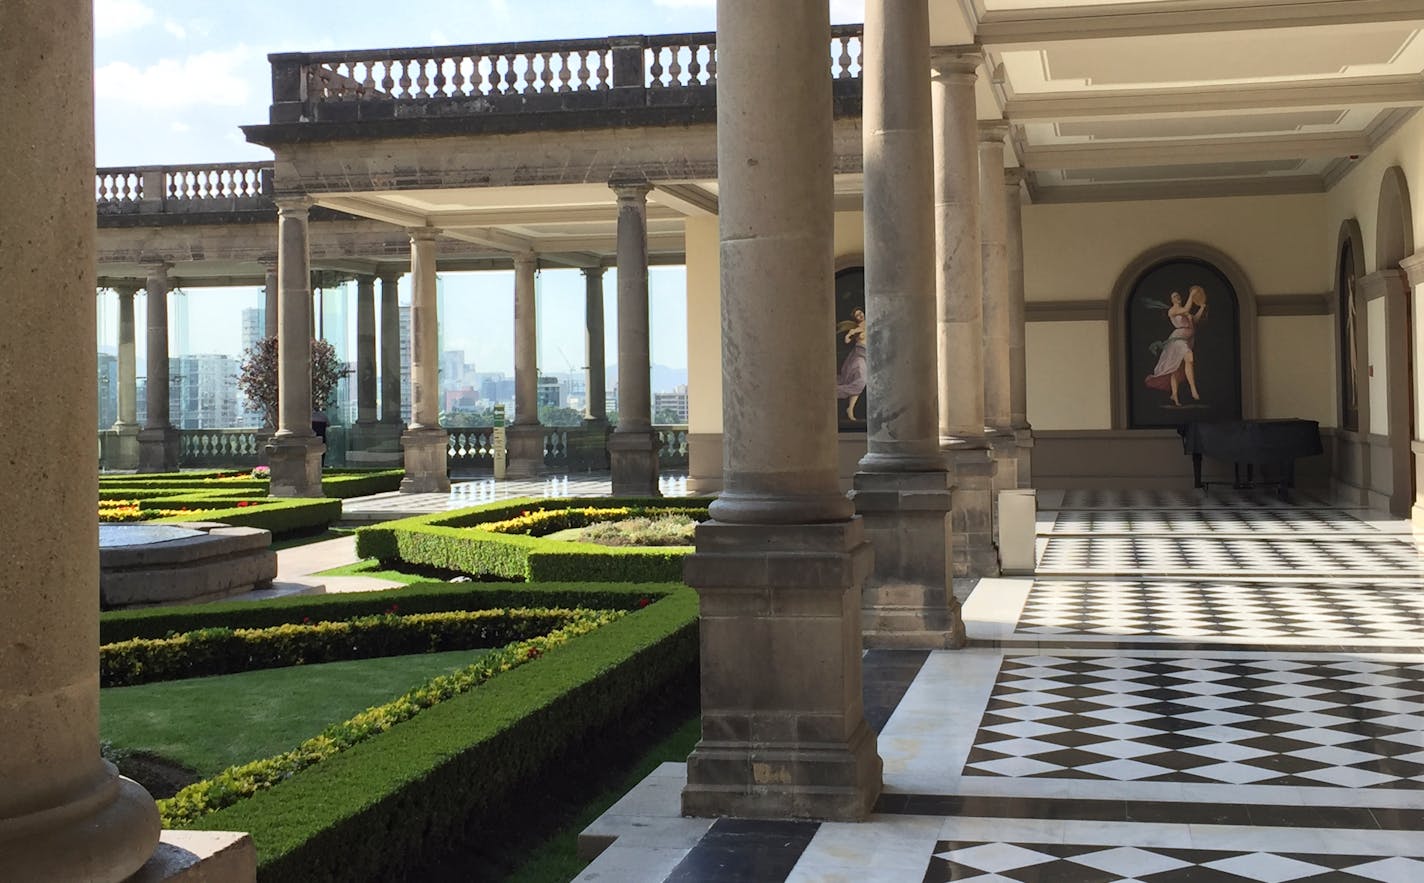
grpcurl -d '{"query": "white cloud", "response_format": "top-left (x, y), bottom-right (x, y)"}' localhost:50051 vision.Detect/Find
top-left (169, 121), bottom-right (190, 133)
top-left (96, 45), bottom-right (258, 109)
top-left (94, 0), bottom-right (155, 39)
top-left (163, 20), bottom-right (187, 40)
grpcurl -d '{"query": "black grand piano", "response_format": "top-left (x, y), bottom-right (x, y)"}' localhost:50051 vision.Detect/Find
top-left (1177, 419), bottom-right (1323, 498)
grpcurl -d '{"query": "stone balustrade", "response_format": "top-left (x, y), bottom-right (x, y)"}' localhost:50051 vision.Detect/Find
top-left (96, 162), bottom-right (273, 217)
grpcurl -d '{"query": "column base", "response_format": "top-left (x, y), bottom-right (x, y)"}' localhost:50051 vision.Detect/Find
top-left (1013, 425), bottom-right (1035, 489)
top-left (0, 767), bottom-right (161, 883)
top-left (131, 830), bottom-right (255, 882)
top-left (505, 424), bottom-right (547, 479)
top-left (109, 422), bottom-right (140, 470)
top-left (570, 420), bottom-right (611, 471)
top-left (349, 420), bottom-right (404, 456)
top-left (682, 518), bottom-right (882, 821)
top-left (266, 435), bottom-right (325, 498)
top-left (399, 428), bottom-right (451, 494)
top-left (137, 427), bottom-right (178, 473)
top-left (944, 441), bottom-right (999, 578)
top-left (850, 469), bottom-right (965, 649)
top-left (988, 431), bottom-right (1019, 498)
top-left (609, 429), bottom-right (662, 497)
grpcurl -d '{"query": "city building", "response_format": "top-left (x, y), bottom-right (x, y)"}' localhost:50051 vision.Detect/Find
top-left (96, 351), bottom-right (118, 429)
top-left (170, 354), bottom-right (241, 429)
top-left (653, 384), bottom-right (689, 424)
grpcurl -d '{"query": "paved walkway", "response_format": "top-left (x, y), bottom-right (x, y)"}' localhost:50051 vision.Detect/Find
top-left (578, 487), bottom-right (1424, 882)
top-left (340, 471), bottom-right (693, 523)
top-left (243, 535), bottom-right (404, 601)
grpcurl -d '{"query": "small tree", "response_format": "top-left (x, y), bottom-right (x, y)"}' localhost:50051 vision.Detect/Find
top-left (238, 337), bottom-right (347, 427)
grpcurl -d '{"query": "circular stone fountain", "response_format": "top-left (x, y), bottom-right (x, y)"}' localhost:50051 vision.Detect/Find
top-left (99, 521), bottom-right (277, 609)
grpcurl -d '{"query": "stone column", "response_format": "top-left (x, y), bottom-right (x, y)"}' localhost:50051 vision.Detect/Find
top-left (578, 266), bottom-right (611, 470)
top-left (1005, 168), bottom-right (1034, 489)
top-left (505, 251), bottom-right (545, 478)
top-left (0, 2), bottom-right (162, 876)
top-left (609, 182), bottom-right (661, 496)
top-left (681, 0), bottom-right (881, 822)
top-left (137, 261), bottom-right (178, 472)
top-left (852, 0), bottom-right (961, 648)
top-left (354, 274), bottom-right (378, 427)
top-left (111, 284), bottom-right (141, 468)
top-left (932, 47), bottom-right (997, 577)
top-left (399, 229), bottom-right (450, 493)
top-left (979, 122), bottom-right (1017, 542)
top-left (379, 270), bottom-right (404, 429)
top-left (267, 197), bottom-right (324, 497)
top-left (262, 260), bottom-right (279, 340)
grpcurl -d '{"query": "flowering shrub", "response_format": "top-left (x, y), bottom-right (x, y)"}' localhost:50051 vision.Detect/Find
top-left (98, 501), bottom-right (144, 522)
top-left (237, 337), bottom-right (347, 427)
top-left (251, 466), bottom-right (270, 479)
top-left (475, 505), bottom-right (707, 537)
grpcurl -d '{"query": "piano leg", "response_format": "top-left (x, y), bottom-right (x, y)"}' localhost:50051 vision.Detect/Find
top-left (1192, 453), bottom-right (1204, 489)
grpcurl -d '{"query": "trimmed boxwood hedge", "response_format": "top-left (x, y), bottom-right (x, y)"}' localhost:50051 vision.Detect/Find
top-left (187, 584), bottom-right (698, 881)
top-left (319, 469), bottom-right (404, 498)
top-left (101, 607), bottom-right (601, 687)
top-left (356, 496), bottom-right (714, 583)
top-left (98, 581), bottom-right (667, 643)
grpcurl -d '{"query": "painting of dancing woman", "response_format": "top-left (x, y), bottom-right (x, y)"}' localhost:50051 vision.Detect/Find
top-left (835, 307), bottom-right (867, 421)
top-left (1144, 285), bottom-right (1208, 407)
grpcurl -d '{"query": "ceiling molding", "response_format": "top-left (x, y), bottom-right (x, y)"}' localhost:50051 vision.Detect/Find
top-left (1005, 77), bottom-right (1424, 122)
top-left (976, 0), bottom-right (1424, 46)
top-left (441, 226), bottom-right (538, 253)
top-left (428, 203), bottom-right (681, 227)
top-left (315, 195), bottom-right (427, 230)
top-left (653, 183), bottom-right (719, 216)
top-left (1022, 132), bottom-right (1369, 171)
top-left (1032, 174), bottom-right (1325, 204)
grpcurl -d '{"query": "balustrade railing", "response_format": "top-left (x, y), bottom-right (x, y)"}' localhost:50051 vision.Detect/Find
top-left (448, 429), bottom-right (495, 470)
top-left (177, 428), bottom-right (262, 468)
top-left (95, 162), bottom-right (273, 214)
top-left (272, 26), bottom-right (862, 120)
top-left (444, 424), bottom-right (686, 473)
top-left (656, 425), bottom-right (689, 468)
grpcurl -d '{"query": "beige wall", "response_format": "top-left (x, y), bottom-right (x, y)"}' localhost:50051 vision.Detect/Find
top-left (685, 216), bottom-right (722, 435)
top-left (1326, 111), bottom-right (1424, 275)
top-left (1257, 315), bottom-right (1337, 427)
top-left (1026, 321), bottom-right (1111, 429)
top-left (1368, 294), bottom-right (1390, 436)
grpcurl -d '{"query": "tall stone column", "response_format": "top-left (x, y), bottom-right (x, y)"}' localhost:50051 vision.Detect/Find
top-left (399, 229), bottom-right (450, 493)
top-left (354, 274), bottom-right (378, 427)
top-left (137, 261), bottom-right (178, 472)
top-left (506, 251), bottom-right (546, 478)
top-left (979, 122), bottom-right (1017, 542)
top-left (262, 260), bottom-right (279, 340)
top-left (379, 270), bottom-right (404, 429)
top-left (267, 197), bottom-right (324, 497)
top-left (682, 0), bottom-right (881, 822)
top-left (0, 2), bottom-right (161, 876)
top-left (111, 284), bottom-right (141, 469)
top-left (1005, 168), bottom-right (1034, 488)
top-left (932, 47), bottom-right (997, 577)
top-left (578, 266), bottom-right (611, 470)
top-left (853, 0), bottom-right (961, 648)
top-left (609, 182), bottom-right (661, 496)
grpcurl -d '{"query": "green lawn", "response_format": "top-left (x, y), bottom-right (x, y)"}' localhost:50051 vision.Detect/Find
top-left (101, 648), bottom-right (490, 777)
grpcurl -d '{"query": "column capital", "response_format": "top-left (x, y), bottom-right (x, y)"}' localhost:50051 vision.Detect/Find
top-left (929, 44), bottom-right (983, 80)
top-left (1400, 249), bottom-right (1424, 288)
top-left (978, 120), bottom-right (1011, 144)
top-left (611, 180), bottom-right (653, 201)
top-left (1004, 167), bottom-right (1027, 188)
top-left (513, 249), bottom-right (538, 269)
top-left (273, 194), bottom-right (314, 215)
top-left (581, 265), bottom-right (607, 280)
top-left (111, 282), bottom-right (140, 297)
top-left (407, 226), bottom-right (442, 243)
top-left (377, 267), bottom-right (404, 283)
top-left (257, 256), bottom-right (279, 271)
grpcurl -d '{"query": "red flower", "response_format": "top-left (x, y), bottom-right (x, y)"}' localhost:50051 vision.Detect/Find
top-left (236, 501), bottom-right (250, 507)
top-left (637, 597), bottom-right (650, 608)
top-left (526, 647), bottom-right (541, 659)
top-left (301, 617), bottom-right (311, 624)
top-left (387, 604), bottom-right (399, 615)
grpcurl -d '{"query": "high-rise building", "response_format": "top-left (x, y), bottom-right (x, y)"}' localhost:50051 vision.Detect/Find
top-left (97, 352), bottom-right (118, 429)
top-left (170, 354), bottom-right (241, 429)
top-left (653, 384), bottom-right (690, 424)
top-left (170, 289), bottom-right (190, 357)
top-left (240, 307), bottom-right (265, 356)
top-left (537, 374), bottom-right (562, 410)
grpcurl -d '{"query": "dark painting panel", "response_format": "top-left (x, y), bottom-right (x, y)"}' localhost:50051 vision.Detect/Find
top-left (1338, 242), bottom-right (1360, 432)
top-left (834, 267), bottom-right (868, 432)
top-left (1126, 259), bottom-right (1242, 429)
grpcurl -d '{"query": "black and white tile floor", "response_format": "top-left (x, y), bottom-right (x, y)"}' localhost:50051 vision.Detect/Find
top-left (575, 488), bottom-right (1424, 882)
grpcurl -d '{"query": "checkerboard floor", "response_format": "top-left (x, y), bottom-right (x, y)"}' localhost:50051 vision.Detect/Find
top-left (1036, 534), bottom-right (1423, 577)
top-left (1017, 579), bottom-right (1424, 643)
top-left (1051, 508), bottom-right (1398, 535)
top-left (1057, 489), bottom-right (1341, 511)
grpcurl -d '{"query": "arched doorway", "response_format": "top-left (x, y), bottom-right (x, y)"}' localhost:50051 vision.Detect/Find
top-left (1370, 167), bottom-right (1416, 516)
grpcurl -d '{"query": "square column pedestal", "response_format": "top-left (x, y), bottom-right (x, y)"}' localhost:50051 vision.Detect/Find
top-left (137, 427), bottom-right (179, 473)
top-left (267, 436), bottom-right (325, 497)
top-left (399, 427), bottom-right (450, 494)
top-left (505, 424), bottom-right (547, 479)
top-left (1014, 428), bottom-right (1035, 489)
top-left (347, 421), bottom-right (405, 467)
top-left (946, 443), bottom-right (999, 578)
top-left (682, 518), bottom-right (883, 821)
top-left (608, 430), bottom-right (661, 497)
top-left (111, 424), bottom-right (141, 470)
top-left (852, 471), bottom-right (965, 649)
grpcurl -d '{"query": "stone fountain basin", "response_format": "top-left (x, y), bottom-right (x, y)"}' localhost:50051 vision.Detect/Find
top-left (100, 521), bottom-right (277, 609)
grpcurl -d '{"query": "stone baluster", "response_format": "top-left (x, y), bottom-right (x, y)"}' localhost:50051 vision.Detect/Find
top-left (853, 0), bottom-right (961, 648)
top-left (138, 261), bottom-right (178, 472)
top-left (1005, 168), bottom-right (1034, 488)
top-left (267, 196), bottom-right (324, 497)
top-left (399, 228), bottom-right (449, 493)
top-left (506, 251), bottom-right (545, 478)
top-left (609, 181), bottom-right (661, 496)
top-left (932, 47), bottom-right (997, 577)
top-left (681, 0), bottom-right (881, 822)
top-left (0, 5), bottom-right (162, 877)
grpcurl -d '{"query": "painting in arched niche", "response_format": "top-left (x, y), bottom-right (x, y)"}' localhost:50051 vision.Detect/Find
top-left (1126, 258), bottom-right (1243, 429)
top-left (833, 266), bottom-right (868, 431)
top-left (1338, 239), bottom-right (1360, 432)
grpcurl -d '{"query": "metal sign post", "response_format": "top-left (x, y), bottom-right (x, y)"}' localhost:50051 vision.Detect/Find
top-left (492, 403), bottom-right (507, 480)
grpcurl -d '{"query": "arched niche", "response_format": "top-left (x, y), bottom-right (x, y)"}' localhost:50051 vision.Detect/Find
top-left (1108, 241), bottom-right (1258, 430)
top-left (1375, 166), bottom-right (1415, 271)
top-left (1335, 219), bottom-right (1366, 433)
top-left (832, 260), bottom-right (867, 432)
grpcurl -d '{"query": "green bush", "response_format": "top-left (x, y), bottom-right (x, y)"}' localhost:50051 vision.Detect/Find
top-left (150, 497), bottom-right (341, 537)
top-left (320, 469), bottom-right (404, 499)
top-left (189, 586), bottom-right (699, 881)
top-left (102, 608), bottom-right (599, 687)
top-left (99, 581), bottom-right (668, 643)
top-left (356, 497), bottom-right (712, 583)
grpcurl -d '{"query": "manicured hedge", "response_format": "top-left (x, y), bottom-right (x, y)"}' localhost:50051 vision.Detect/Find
top-left (320, 469), bottom-right (404, 499)
top-left (99, 581), bottom-right (668, 643)
top-left (150, 497), bottom-right (342, 537)
top-left (356, 496), bottom-right (713, 583)
top-left (189, 584), bottom-right (698, 881)
top-left (102, 607), bottom-right (599, 687)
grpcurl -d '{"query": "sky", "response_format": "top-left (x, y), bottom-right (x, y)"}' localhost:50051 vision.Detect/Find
top-left (92, 1), bottom-right (864, 381)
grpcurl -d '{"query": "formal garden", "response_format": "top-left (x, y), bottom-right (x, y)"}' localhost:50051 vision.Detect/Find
top-left (98, 493), bottom-right (713, 881)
